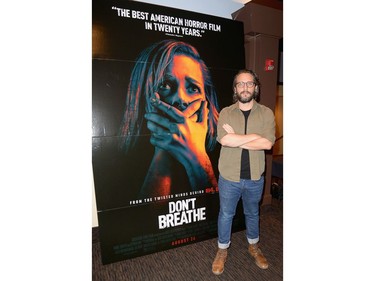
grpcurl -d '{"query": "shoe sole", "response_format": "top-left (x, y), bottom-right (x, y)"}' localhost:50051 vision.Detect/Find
top-left (255, 263), bottom-right (268, 269)
top-left (255, 261), bottom-right (269, 270)
top-left (212, 269), bottom-right (224, 275)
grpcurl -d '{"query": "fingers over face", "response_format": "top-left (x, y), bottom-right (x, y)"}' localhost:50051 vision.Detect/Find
top-left (144, 112), bottom-right (172, 130)
top-left (197, 100), bottom-right (208, 123)
top-left (150, 97), bottom-right (184, 123)
top-left (183, 98), bottom-right (204, 119)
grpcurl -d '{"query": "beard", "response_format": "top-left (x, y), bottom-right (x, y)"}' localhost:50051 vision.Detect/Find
top-left (236, 90), bottom-right (254, 103)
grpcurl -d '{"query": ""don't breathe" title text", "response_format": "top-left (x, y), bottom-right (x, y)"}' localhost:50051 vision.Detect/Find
top-left (158, 198), bottom-right (206, 229)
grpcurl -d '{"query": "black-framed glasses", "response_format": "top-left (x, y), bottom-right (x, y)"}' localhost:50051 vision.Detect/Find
top-left (236, 81), bottom-right (256, 88)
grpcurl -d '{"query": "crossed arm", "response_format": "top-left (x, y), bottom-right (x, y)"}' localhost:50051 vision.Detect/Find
top-left (220, 123), bottom-right (273, 150)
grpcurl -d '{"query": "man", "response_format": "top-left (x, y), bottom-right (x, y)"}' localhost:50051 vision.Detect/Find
top-left (212, 69), bottom-right (276, 275)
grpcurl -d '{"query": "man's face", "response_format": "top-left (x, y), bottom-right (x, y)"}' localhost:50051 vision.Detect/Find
top-left (234, 73), bottom-right (256, 103)
top-left (157, 55), bottom-right (205, 111)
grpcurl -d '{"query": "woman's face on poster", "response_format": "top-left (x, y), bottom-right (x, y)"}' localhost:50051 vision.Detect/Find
top-left (157, 55), bottom-right (206, 111)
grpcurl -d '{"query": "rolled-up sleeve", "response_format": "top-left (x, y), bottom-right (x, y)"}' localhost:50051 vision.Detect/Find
top-left (261, 107), bottom-right (276, 145)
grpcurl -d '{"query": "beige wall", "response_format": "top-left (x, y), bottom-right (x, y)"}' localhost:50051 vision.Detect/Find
top-left (92, 182), bottom-right (98, 227)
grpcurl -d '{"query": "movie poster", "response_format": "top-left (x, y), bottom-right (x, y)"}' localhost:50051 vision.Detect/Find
top-left (92, 0), bottom-right (246, 264)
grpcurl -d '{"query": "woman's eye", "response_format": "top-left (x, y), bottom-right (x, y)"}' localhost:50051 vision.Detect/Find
top-left (187, 84), bottom-right (201, 94)
top-left (159, 81), bottom-right (171, 90)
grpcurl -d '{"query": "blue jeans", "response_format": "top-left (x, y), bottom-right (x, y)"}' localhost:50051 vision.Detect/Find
top-left (217, 174), bottom-right (264, 249)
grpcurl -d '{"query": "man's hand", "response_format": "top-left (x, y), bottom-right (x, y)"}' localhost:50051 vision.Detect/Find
top-left (223, 123), bottom-right (235, 134)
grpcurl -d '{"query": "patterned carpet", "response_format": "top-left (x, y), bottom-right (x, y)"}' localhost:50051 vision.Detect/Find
top-left (92, 201), bottom-right (283, 281)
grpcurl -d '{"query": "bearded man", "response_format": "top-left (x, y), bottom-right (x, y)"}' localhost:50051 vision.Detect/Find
top-left (212, 69), bottom-right (276, 275)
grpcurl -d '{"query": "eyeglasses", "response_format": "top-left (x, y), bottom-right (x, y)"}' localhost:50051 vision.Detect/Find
top-left (236, 81), bottom-right (256, 88)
